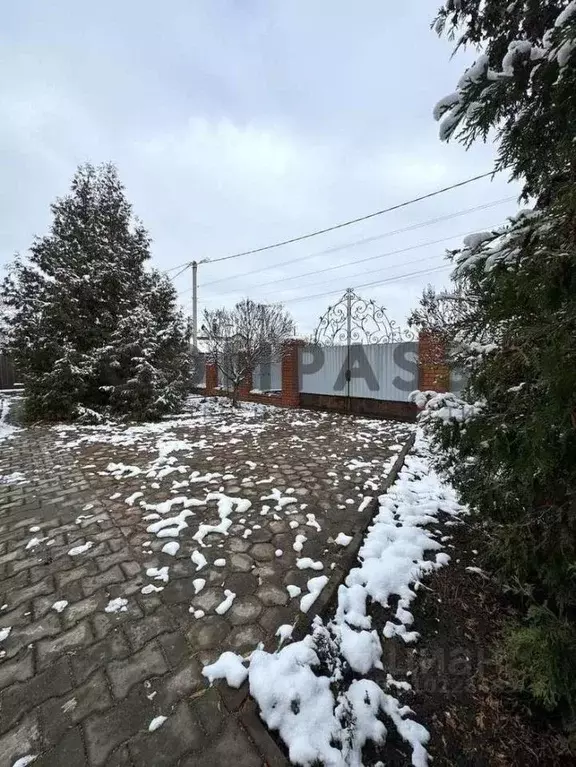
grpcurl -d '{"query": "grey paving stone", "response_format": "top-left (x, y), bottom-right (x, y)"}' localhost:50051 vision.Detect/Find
top-left (0, 651), bottom-right (34, 691)
top-left (37, 619), bottom-right (93, 669)
top-left (82, 565), bottom-right (125, 597)
top-left (83, 687), bottom-right (153, 767)
top-left (0, 656), bottom-right (73, 735)
top-left (34, 724), bottom-right (87, 767)
top-left (71, 630), bottom-right (131, 685)
top-left (0, 712), bottom-right (43, 767)
top-left (40, 670), bottom-right (112, 746)
top-left (123, 610), bottom-right (176, 652)
top-left (107, 641), bottom-right (168, 699)
top-left (127, 700), bottom-right (205, 767)
top-left (180, 715), bottom-right (263, 767)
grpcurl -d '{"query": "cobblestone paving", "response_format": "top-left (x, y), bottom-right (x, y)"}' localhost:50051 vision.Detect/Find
top-left (0, 396), bottom-right (411, 766)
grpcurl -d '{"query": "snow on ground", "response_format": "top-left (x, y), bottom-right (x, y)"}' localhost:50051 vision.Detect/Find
top-left (0, 396), bottom-right (20, 442)
top-left (205, 430), bottom-right (465, 766)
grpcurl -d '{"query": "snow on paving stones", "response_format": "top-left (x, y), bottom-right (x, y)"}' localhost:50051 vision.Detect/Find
top-left (191, 550), bottom-right (208, 571)
top-left (208, 429), bottom-right (463, 766)
top-left (146, 566), bottom-right (170, 583)
top-left (104, 597), bottom-right (128, 613)
top-left (296, 558), bottom-right (324, 571)
top-left (193, 578), bottom-right (206, 594)
top-left (300, 576), bottom-right (329, 613)
top-left (51, 600), bottom-right (68, 613)
top-left (215, 589), bottom-right (236, 615)
top-left (203, 651), bottom-right (248, 688)
top-left (335, 533), bottom-right (353, 547)
top-left (68, 541), bottom-right (94, 556)
top-left (4, 394), bottom-right (412, 707)
top-left (148, 715), bottom-right (167, 732)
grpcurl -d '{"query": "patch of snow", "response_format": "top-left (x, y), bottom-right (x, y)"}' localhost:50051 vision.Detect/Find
top-left (276, 624), bottom-right (294, 644)
top-left (300, 576), bottom-right (329, 613)
top-left (214, 558), bottom-right (226, 567)
top-left (293, 534), bottom-right (307, 553)
top-left (193, 578), bottom-right (206, 594)
top-left (25, 537), bottom-right (47, 550)
top-left (202, 651), bottom-right (248, 688)
top-left (148, 715), bottom-right (167, 732)
top-left (141, 584), bottom-right (164, 595)
top-left (12, 757), bottom-right (37, 767)
top-left (286, 585), bottom-right (302, 599)
top-left (125, 491), bottom-right (143, 506)
top-left (68, 541), bottom-right (94, 556)
top-left (358, 496), bottom-right (372, 513)
top-left (161, 541), bottom-right (180, 556)
top-left (191, 550), bottom-right (208, 571)
top-left (215, 589), bottom-right (236, 615)
top-left (51, 600), bottom-right (68, 613)
top-left (104, 597), bottom-right (128, 613)
top-left (334, 533), bottom-right (353, 547)
top-left (0, 626), bottom-right (12, 642)
top-left (305, 514), bottom-right (321, 532)
top-left (261, 488), bottom-right (297, 510)
top-left (146, 566), bottom-right (169, 583)
top-left (296, 558), bottom-right (323, 571)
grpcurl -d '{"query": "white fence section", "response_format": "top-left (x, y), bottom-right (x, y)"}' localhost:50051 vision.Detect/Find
top-left (217, 361), bottom-right (234, 391)
top-left (252, 360), bottom-right (282, 392)
top-left (194, 354), bottom-right (206, 387)
top-left (299, 342), bottom-right (418, 402)
top-left (449, 367), bottom-right (468, 396)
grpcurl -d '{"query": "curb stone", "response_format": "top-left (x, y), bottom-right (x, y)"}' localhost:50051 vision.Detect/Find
top-left (217, 433), bottom-right (416, 766)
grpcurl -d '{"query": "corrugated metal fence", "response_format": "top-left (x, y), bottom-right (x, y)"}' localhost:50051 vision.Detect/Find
top-left (299, 343), bottom-right (419, 402)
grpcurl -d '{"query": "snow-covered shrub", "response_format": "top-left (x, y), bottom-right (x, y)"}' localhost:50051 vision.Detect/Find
top-left (1, 163), bottom-right (191, 422)
top-left (414, 0), bottom-right (576, 721)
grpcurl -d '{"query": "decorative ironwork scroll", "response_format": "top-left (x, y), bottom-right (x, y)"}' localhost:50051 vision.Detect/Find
top-left (313, 288), bottom-right (415, 345)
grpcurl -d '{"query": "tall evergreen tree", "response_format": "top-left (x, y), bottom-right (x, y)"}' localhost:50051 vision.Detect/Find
top-left (415, 1), bottom-right (576, 720)
top-left (1, 163), bottom-right (191, 421)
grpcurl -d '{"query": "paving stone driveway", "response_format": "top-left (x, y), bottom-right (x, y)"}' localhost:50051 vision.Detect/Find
top-left (0, 396), bottom-right (411, 767)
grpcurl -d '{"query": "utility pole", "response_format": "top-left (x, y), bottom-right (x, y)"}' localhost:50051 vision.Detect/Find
top-left (191, 261), bottom-right (198, 347)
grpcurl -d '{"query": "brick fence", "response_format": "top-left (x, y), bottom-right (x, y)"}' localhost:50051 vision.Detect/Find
top-left (198, 333), bottom-right (450, 421)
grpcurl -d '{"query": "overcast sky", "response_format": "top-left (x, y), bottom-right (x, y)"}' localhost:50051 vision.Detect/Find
top-left (1, 1), bottom-right (520, 336)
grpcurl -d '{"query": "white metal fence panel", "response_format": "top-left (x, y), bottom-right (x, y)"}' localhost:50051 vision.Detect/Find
top-left (299, 342), bottom-right (418, 401)
top-left (299, 345), bottom-right (349, 395)
top-left (217, 359), bottom-right (234, 391)
top-left (252, 361), bottom-right (282, 392)
top-left (350, 343), bottom-right (418, 402)
top-left (194, 354), bottom-right (206, 387)
top-left (450, 368), bottom-right (468, 396)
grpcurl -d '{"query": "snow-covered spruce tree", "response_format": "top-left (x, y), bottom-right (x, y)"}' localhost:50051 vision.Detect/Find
top-left (1, 163), bottom-right (191, 421)
top-left (419, 1), bottom-right (576, 718)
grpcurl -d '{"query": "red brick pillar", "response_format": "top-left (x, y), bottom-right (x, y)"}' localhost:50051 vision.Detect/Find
top-left (281, 340), bottom-right (302, 407)
top-left (238, 366), bottom-right (253, 399)
top-left (205, 361), bottom-right (217, 394)
top-left (418, 331), bottom-right (450, 392)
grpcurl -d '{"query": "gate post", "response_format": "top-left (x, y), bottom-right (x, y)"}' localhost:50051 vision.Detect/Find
top-left (205, 361), bottom-right (218, 395)
top-left (281, 340), bottom-right (303, 407)
top-left (418, 331), bottom-right (450, 392)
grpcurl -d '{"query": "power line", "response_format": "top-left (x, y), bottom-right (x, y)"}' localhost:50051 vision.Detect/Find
top-left (279, 263), bottom-right (453, 306)
top-left (164, 170), bottom-right (498, 275)
top-left (198, 195), bottom-right (513, 290)
top-left (196, 223), bottom-right (497, 299)
top-left (196, 251), bottom-right (447, 304)
top-left (206, 171), bottom-right (496, 264)
top-left (170, 264), bottom-right (191, 280)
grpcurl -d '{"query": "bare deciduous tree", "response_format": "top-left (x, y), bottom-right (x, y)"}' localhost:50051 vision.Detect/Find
top-left (202, 299), bottom-right (295, 406)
